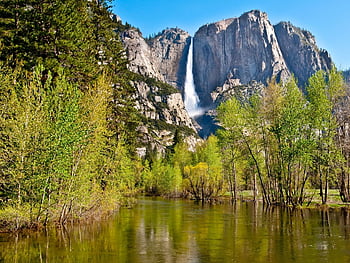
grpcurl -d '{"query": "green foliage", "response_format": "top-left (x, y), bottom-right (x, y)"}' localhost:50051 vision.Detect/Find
top-left (217, 94), bottom-right (264, 202)
top-left (0, 65), bottom-right (86, 223)
top-left (306, 67), bottom-right (345, 204)
top-left (0, 0), bottom-right (131, 86)
top-left (172, 142), bottom-right (193, 172)
top-left (142, 155), bottom-right (183, 196)
top-left (217, 69), bottom-right (346, 206)
top-left (0, 65), bottom-right (139, 227)
top-left (140, 136), bottom-right (224, 201)
top-left (0, 0), bottom-right (139, 145)
top-left (183, 136), bottom-right (225, 201)
top-left (183, 162), bottom-right (210, 201)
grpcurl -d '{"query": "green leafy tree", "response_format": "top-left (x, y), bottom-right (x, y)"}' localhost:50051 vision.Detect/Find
top-left (0, 66), bottom-right (48, 209)
top-left (143, 156), bottom-right (165, 195)
top-left (184, 136), bottom-right (224, 202)
top-left (276, 77), bottom-right (311, 205)
top-left (217, 95), bottom-right (268, 203)
top-left (0, 65), bottom-right (138, 227)
top-left (306, 68), bottom-right (345, 204)
top-left (171, 142), bottom-right (193, 173)
top-left (217, 98), bottom-right (244, 201)
top-left (0, 65), bottom-right (87, 225)
top-left (0, 0), bottom-right (28, 66)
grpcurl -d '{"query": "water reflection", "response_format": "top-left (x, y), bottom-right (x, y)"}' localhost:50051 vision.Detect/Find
top-left (1, 198), bottom-right (350, 262)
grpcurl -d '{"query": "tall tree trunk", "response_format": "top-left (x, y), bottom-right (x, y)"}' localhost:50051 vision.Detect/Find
top-left (242, 133), bottom-right (269, 205)
top-left (232, 160), bottom-right (237, 202)
top-left (253, 173), bottom-right (258, 202)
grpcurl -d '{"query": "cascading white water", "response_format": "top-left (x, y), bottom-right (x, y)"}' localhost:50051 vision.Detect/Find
top-left (184, 38), bottom-right (203, 117)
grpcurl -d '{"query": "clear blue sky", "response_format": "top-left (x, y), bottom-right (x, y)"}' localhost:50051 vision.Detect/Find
top-left (113, 0), bottom-right (350, 69)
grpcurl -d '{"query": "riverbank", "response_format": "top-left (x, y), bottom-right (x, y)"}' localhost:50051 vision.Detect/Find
top-left (0, 194), bottom-right (138, 233)
top-left (2, 189), bottom-right (349, 233)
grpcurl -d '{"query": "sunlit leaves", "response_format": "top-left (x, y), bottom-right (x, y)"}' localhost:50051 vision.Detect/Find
top-left (217, 68), bottom-right (346, 206)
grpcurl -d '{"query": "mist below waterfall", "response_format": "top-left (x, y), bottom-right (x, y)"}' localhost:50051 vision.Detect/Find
top-left (184, 38), bottom-right (203, 117)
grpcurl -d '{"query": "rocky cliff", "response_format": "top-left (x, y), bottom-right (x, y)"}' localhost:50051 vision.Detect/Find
top-left (118, 10), bottom-right (335, 139)
top-left (147, 28), bottom-right (190, 93)
top-left (119, 28), bottom-right (199, 153)
top-left (344, 70), bottom-right (350, 84)
top-left (274, 22), bottom-right (332, 87)
top-left (193, 10), bottom-right (290, 107)
top-left (192, 10), bottom-right (333, 108)
top-left (120, 29), bottom-right (164, 81)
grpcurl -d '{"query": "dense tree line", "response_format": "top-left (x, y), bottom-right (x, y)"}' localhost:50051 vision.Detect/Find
top-left (0, 0), bottom-right (142, 230)
top-left (142, 135), bottom-right (224, 203)
top-left (0, 66), bottom-right (140, 228)
top-left (217, 69), bottom-right (345, 206)
top-left (144, 68), bottom-right (350, 207)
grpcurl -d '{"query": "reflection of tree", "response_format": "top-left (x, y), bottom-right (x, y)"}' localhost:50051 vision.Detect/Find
top-left (341, 208), bottom-right (350, 239)
top-left (320, 210), bottom-right (331, 237)
top-left (3, 199), bottom-right (350, 262)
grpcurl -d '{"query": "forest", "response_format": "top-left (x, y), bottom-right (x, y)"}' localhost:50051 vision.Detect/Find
top-left (0, 0), bottom-right (140, 230)
top-left (1, 0), bottom-right (350, 231)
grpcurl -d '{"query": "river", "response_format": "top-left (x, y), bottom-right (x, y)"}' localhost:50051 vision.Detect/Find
top-left (1, 197), bottom-right (350, 262)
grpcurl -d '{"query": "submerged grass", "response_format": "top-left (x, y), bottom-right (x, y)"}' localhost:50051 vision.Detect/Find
top-left (230, 189), bottom-right (350, 209)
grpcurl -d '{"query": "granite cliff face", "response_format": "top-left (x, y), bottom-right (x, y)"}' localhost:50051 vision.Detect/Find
top-left (120, 29), bottom-right (164, 81)
top-left (119, 28), bottom-right (199, 153)
top-left (118, 10), bottom-right (335, 139)
top-left (147, 28), bottom-right (190, 92)
top-left (120, 27), bottom-right (192, 93)
top-left (274, 22), bottom-right (332, 86)
top-left (131, 79), bottom-right (199, 153)
top-left (193, 10), bottom-right (290, 107)
top-left (120, 29), bottom-right (194, 128)
top-left (343, 70), bottom-right (350, 84)
top-left (191, 10), bottom-right (334, 108)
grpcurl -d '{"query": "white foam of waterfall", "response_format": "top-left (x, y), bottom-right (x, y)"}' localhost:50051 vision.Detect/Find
top-left (184, 38), bottom-right (203, 117)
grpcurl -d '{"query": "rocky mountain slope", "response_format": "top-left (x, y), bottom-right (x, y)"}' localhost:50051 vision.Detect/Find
top-left (119, 28), bottom-right (199, 153)
top-left (118, 10), bottom-right (335, 140)
top-left (343, 70), bottom-right (350, 84)
top-left (147, 28), bottom-right (190, 93)
top-left (274, 21), bottom-right (332, 87)
top-left (193, 10), bottom-right (332, 108)
top-left (193, 11), bottom-right (289, 107)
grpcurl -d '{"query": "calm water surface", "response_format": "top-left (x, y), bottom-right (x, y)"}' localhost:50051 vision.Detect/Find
top-left (1, 197), bottom-right (350, 262)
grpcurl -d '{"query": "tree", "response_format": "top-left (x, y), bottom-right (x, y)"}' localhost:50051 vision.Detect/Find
top-left (276, 77), bottom-right (311, 205)
top-left (0, 66), bottom-right (47, 208)
top-left (0, 0), bottom-right (28, 66)
top-left (217, 77), bottom-right (323, 206)
top-left (0, 0), bottom-right (139, 148)
top-left (0, 0), bottom-right (142, 227)
top-left (0, 64), bottom-right (139, 227)
top-left (258, 78), bottom-right (286, 204)
top-left (217, 94), bottom-right (269, 203)
top-left (335, 85), bottom-right (350, 202)
top-left (0, 65), bottom-right (88, 225)
top-left (217, 98), bottom-right (245, 201)
top-left (306, 68), bottom-right (345, 204)
top-left (0, 0), bottom-right (132, 87)
top-left (184, 136), bottom-right (224, 202)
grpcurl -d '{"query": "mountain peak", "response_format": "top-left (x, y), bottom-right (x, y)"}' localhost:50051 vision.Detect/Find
top-left (242, 9), bottom-right (268, 19)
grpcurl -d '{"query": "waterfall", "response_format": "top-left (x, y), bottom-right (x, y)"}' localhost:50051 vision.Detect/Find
top-left (184, 38), bottom-right (203, 117)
